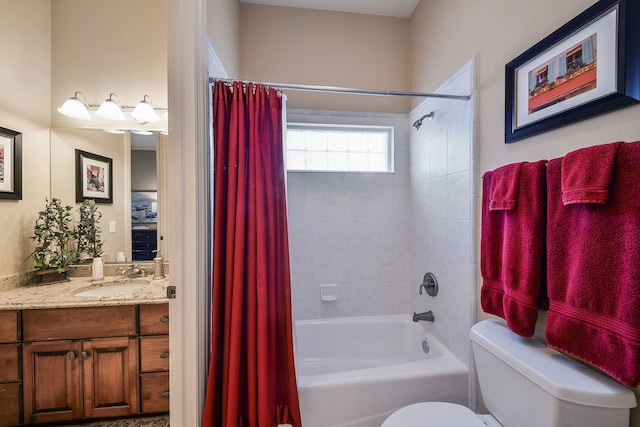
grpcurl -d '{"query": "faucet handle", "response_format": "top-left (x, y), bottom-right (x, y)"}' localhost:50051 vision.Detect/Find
top-left (419, 272), bottom-right (438, 297)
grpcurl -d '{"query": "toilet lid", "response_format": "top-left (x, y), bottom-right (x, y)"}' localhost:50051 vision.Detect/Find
top-left (382, 402), bottom-right (487, 427)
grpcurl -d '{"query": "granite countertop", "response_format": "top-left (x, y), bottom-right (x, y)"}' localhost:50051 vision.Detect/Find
top-left (0, 275), bottom-right (170, 310)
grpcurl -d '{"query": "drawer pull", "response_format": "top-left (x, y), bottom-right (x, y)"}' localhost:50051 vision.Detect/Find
top-left (68, 351), bottom-right (77, 361)
top-left (160, 352), bottom-right (169, 359)
top-left (160, 391), bottom-right (170, 398)
top-left (81, 351), bottom-right (90, 360)
top-left (160, 316), bottom-right (169, 324)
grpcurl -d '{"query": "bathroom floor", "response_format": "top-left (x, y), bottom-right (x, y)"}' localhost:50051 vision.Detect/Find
top-left (65, 416), bottom-right (169, 427)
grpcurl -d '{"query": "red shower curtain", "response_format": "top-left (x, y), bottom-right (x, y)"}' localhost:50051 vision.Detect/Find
top-left (202, 81), bottom-right (302, 427)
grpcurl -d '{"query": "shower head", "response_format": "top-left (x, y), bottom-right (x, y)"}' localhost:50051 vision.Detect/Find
top-left (412, 111), bottom-right (435, 130)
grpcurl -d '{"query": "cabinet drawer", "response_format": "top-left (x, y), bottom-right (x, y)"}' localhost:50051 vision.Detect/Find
top-left (132, 230), bottom-right (157, 241)
top-left (140, 372), bottom-right (169, 414)
top-left (140, 336), bottom-right (169, 372)
top-left (0, 311), bottom-right (19, 342)
top-left (23, 306), bottom-right (137, 341)
top-left (0, 382), bottom-right (21, 427)
top-left (0, 343), bottom-right (20, 382)
top-left (139, 304), bottom-right (169, 335)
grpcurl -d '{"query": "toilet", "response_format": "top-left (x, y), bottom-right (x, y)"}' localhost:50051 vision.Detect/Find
top-left (382, 319), bottom-right (637, 427)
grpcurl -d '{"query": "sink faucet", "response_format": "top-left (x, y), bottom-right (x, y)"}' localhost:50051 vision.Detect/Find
top-left (412, 310), bottom-right (435, 322)
top-left (122, 264), bottom-right (146, 278)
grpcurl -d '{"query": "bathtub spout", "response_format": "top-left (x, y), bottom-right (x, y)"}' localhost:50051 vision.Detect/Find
top-left (412, 311), bottom-right (435, 322)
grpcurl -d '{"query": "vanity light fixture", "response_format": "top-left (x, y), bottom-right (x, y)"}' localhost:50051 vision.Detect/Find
top-left (131, 130), bottom-right (153, 136)
top-left (131, 95), bottom-right (160, 123)
top-left (57, 91), bottom-right (91, 120)
top-left (103, 129), bottom-right (126, 134)
top-left (96, 93), bottom-right (126, 120)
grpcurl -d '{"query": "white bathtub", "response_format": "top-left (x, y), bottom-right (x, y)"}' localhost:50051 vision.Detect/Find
top-left (294, 315), bottom-right (469, 427)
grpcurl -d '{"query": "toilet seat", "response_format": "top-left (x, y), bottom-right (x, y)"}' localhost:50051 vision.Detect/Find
top-left (381, 402), bottom-right (488, 427)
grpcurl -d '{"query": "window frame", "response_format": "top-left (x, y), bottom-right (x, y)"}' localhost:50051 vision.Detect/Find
top-left (285, 122), bottom-right (395, 173)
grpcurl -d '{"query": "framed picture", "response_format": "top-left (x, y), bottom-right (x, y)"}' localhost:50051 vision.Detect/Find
top-left (75, 150), bottom-right (113, 203)
top-left (0, 127), bottom-right (22, 200)
top-left (131, 191), bottom-right (158, 223)
top-left (505, 0), bottom-right (640, 143)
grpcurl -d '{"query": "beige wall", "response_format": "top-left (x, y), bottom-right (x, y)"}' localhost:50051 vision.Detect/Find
top-left (207, 0), bottom-right (240, 77)
top-left (51, 0), bottom-right (167, 129)
top-left (240, 4), bottom-right (411, 113)
top-left (409, 0), bottom-right (640, 422)
top-left (0, 1), bottom-right (52, 277)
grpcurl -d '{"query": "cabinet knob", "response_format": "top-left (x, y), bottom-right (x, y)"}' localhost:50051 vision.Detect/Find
top-left (160, 391), bottom-right (170, 398)
top-left (81, 351), bottom-right (90, 360)
top-left (160, 352), bottom-right (170, 359)
top-left (160, 316), bottom-right (169, 324)
top-left (68, 351), bottom-right (77, 361)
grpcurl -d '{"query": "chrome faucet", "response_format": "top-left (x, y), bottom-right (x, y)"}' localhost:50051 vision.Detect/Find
top-left (122, 264), bottom-right (147, 278)
top-left (412, 310), bottom-right (435, 322)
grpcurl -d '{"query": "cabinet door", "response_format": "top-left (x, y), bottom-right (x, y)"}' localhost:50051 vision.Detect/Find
top-left (23, 340), bottom-right (83, 424)
top-left (82, 337), bottom-right (139, 419)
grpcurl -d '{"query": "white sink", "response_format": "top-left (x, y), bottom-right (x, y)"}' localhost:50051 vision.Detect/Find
top-left (73, 278), bottom-right (150, 297)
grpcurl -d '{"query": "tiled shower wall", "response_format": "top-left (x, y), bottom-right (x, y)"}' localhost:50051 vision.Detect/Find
top-left (408, 62), bottom-right (475, 366)
top-left (286, 61), bottom-right (474, 368)
top-left (287, 110), bottom-right (412, 321)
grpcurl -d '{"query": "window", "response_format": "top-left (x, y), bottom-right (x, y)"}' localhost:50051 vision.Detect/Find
top-left (286, 123), bottom-right (394, 172)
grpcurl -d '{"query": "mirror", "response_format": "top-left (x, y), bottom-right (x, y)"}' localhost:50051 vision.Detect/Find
top-left (50, 128), bottom-right (168, 263)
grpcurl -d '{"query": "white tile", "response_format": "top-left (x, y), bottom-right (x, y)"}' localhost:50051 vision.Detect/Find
top-left (428, 135), bottom-right (448, 178)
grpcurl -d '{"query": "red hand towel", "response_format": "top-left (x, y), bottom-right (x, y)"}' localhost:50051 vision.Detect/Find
top-left (481, 160), bottom-right (547, 337)
top-left (489, 163), bottom-right (522, 211)
top-left (546, 141), bottom-right (640, 388)
top-left (561, 141), bottom-right (622, 205)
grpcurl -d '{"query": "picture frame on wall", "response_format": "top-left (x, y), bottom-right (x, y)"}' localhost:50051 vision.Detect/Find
top-left (0, 127), bottom-right (22, 200)
top-left (505, 0), bottom-right (640, 143)
top-left (131, 191), bottom-right (158, 224)
top-left (75, 149), bottom-right (113, 203)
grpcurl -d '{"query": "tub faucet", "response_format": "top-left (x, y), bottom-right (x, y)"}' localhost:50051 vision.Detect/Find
top-left (412, 310), bottom-right (435, 322)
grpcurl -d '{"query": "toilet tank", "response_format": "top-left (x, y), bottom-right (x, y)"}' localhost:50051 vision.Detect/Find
top-left (470, 319), bottom-right (636, 427)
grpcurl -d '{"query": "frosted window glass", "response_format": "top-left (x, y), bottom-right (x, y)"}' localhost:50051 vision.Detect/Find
top-left (349, 153), bottom-right (369, 171)
top-left (306, 131), bottom-right (327, 151)
top-left (287, 150), bottom-right (306, 169)
top-left (327, 132), bottom-right (348, 151)
top-left (287, 131), bottom-right (306, 150)
top-left (286, 124), bottom-right (392, 172)
top-left (327, 152), bottom-right (349, 171)
top-left (348, 133), bottom-right (369, 152)
top-left (369, 153), bottom-right (388, 171)
top-left (306, 151), bottom-right (328, 170)
top-left (368, 134), bottom-right (387, 152)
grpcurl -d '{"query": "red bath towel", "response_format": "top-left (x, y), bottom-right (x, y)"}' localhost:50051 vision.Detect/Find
top-left (561, 141), bottom-right (622, 205)
top-left (480, 161), bottom-right (547, 337)
top-left (546, 141), bottom-right (640, 388)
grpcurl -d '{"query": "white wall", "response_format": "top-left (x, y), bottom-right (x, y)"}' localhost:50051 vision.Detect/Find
top-left (287, 110), bottom-right (411, 320)
top-left (409, 62), bottom-right (475, 367)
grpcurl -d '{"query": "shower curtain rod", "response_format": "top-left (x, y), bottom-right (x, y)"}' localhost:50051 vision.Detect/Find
top-left (210, 78), bottom-right (471, 101)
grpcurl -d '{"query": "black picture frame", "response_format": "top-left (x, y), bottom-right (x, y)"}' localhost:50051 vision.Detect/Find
top-left (0, 127), bottom-right (22, 200)
top-left (75, 149), bottom-right (113, 203)
top-left (505, 0), bottom-right (640, 143)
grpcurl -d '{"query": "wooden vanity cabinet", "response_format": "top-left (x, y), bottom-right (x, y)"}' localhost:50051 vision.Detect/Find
top-left (22, 306), bottom-right (139, 424)
top-left (139, 303), bottom-right (169, 414)
top-left (0, 311), bottom-right (21, 427)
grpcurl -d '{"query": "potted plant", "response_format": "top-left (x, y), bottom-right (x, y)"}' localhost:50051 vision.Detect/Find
top-left (74, 199), bottom-right (104, 261)
top-left (30, 198), bottom-right (74, 283)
